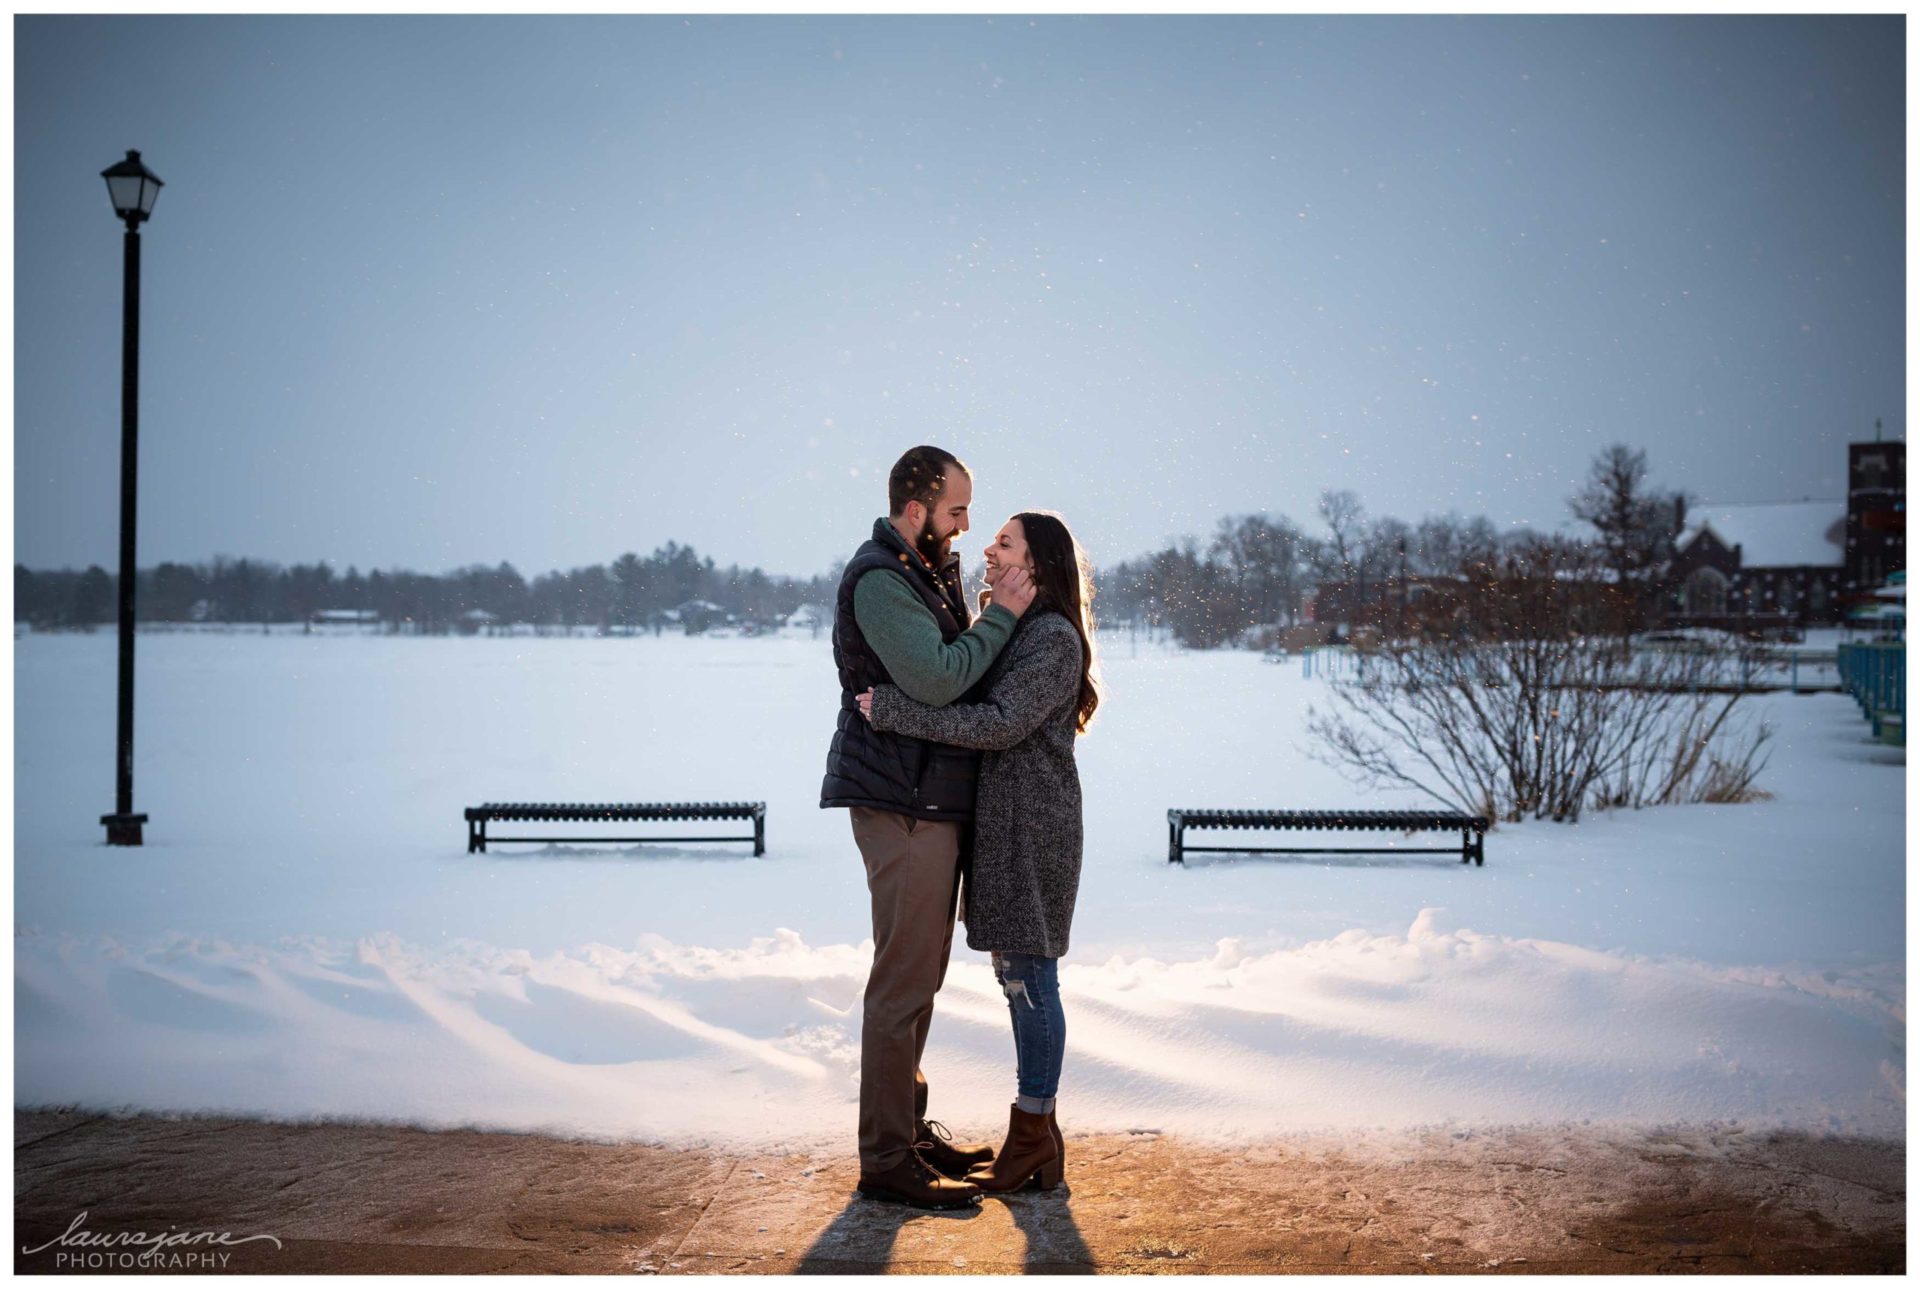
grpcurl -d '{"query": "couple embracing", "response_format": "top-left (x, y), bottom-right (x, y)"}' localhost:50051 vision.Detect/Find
top-left (819, 445), bottom-right (1100, 1209)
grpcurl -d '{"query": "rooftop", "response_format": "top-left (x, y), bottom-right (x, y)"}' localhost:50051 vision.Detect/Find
top-left (1679, 500), bottom-right (1846, 569)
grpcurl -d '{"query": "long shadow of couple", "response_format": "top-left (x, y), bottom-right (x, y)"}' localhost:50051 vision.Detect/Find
top-left (795, 1180), bottom-right (1095, 1274)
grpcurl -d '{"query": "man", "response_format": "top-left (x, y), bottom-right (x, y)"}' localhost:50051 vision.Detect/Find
top-left (820, 445), bottom-right (1037, 1209)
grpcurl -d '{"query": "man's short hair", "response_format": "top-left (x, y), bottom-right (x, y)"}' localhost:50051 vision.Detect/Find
top-left (889, 446), bottom-right (970, 517)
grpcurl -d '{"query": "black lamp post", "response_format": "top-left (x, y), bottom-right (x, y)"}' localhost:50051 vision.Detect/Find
top-left (98, 149), bottom-right (163, 847)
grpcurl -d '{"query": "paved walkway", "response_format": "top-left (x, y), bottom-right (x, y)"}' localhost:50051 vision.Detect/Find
top-left (15, 1109), bottom-right (1903, 1274)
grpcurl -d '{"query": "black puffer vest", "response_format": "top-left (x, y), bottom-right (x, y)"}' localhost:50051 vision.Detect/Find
top-left (819, 518), bottom-right (984, 821)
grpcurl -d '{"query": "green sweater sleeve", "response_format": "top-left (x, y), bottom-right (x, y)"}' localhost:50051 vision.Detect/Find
top-left (853, 569), bottom-right (1019, 706)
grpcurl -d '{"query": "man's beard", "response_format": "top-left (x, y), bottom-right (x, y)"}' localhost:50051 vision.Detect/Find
top-left (914, 515), bottom-right (952, 566)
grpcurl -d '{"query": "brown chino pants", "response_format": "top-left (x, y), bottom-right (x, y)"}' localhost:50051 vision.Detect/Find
top-left (849, 805), bottom-right (963, 1175)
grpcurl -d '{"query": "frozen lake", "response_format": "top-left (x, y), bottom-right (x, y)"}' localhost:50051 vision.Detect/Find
top-left (13, 629), bottom-right (1906, 1147)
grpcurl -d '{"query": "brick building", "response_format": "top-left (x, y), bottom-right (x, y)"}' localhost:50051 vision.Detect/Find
top-left (1668, 439), bottom-right (1904, 629)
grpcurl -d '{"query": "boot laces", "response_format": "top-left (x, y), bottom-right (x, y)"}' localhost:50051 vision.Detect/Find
top-left (907, 1141), bottom-right (950, 1181)
top-left (918, 1117), bottom-right (954, 1144)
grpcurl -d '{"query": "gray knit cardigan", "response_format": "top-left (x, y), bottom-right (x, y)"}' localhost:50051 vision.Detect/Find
top-left (868, 608), bottom-right (1084, 958)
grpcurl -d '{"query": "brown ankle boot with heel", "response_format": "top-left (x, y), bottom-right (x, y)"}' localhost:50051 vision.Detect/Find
top-left (965, 1103), bottom-right (1062, 1192)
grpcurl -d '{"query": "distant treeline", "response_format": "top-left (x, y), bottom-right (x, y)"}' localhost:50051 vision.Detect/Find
top-left (14, 542), bottom-right (836, 634)
top-left (1098, 505), bottom-right (1516, 647)
top-left (18, 447), bottom-right (1684, 645)
top-left (1102, 444), bottom-right (1686, 647)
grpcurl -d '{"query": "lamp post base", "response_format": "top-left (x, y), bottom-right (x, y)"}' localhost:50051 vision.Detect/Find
top-left (100, 812), bottom-right (148, 846)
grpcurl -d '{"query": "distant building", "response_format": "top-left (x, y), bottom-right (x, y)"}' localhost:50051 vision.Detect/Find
top-left (1668, 438), bottom-right (1905, 629)
top-left (667, 599), bottom-right (731, 633)
top-left (1668, 500), bottom-right (1846, 625)
top-left (1848, 439), bottom-right (1906, 592)
top-left (1306, 574), bottom-right (1467, 634)
top-left (309, 609), bottom-right (381, 626)
top-left (783, 603), bottom-right (829, 633)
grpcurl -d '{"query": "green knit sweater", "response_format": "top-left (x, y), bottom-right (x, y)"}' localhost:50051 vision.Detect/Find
top-left (852, 568), bottom-right (1019, 706)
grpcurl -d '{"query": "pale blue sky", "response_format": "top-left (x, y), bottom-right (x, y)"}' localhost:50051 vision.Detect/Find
top-left (14, 15), bottom-right (1904, 578)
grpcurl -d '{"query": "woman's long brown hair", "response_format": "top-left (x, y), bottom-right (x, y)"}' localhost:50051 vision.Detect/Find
top-left (1013, 510), bottom-right (1102, 734)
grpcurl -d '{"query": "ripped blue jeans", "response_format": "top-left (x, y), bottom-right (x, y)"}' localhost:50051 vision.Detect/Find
top-left (991, 951), bottom-right (1065, 1110)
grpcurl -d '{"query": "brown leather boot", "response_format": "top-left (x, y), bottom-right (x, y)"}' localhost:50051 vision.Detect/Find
top-left (965, 1103), bottom-right (1062, 1192)
top-left (857, 1146), bottom-right (982, 1210)
top-left (914, 1117), bottom-right (994, 1180)
top-left (1046, 1110), bottom-right (1065, 1179)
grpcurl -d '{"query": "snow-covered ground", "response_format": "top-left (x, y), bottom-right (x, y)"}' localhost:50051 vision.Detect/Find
top-left (13, 630), bottom-right (1906, 1150)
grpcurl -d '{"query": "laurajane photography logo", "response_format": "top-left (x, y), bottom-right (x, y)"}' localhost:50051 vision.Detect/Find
top-left (22, 1210), bottom-right (284, 1269)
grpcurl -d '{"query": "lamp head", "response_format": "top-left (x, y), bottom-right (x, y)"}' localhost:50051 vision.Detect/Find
top-left (101, 150), bottom-right (163, 226)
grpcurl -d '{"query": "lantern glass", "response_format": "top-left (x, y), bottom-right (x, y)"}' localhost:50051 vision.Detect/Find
top-left (100, 152), bottom-right (163, 222)
top-left (105, 173), bottom-right (146, 217)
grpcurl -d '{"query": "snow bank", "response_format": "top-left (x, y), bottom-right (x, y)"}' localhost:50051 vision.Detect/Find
top-left (17, 910), bottom-right (1902, 1151)
top-left (15, 632), bottom-right (1904, 1146)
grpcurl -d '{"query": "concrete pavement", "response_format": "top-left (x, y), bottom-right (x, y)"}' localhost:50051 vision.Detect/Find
top-left (14, 1109), bottom-right (1904, 1274)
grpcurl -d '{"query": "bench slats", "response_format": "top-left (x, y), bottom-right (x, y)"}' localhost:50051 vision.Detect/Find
top-left (468, 802), bottom-right (765, 822)
top-left (1171, 810), bottom-right (1485, 829)
top-left (1169, 808), bottom-right (1486, 866)
top-left (464, 801), bottom-right (767, 855)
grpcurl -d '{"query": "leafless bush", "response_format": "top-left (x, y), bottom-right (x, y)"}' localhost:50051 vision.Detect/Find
top-left (1304, 538), bottom-right (1773, 824)
top-left (1689, 723), bottom-right (1775, 805)
top-left (1306, 637), bottom-right (1773, 822)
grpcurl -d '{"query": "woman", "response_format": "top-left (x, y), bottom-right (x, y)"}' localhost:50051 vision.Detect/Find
top-left (857, 510), bottom-right (1100, 1193)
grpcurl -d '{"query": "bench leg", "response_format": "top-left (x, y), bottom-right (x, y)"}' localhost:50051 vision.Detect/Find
top-left (467, 819), bottom-right (478, 855)
top-left (476, 819), bottom-right (487, 855)
top-left (1472, 829), bottom-right (1485, 867)
top-left (1461, 828), bottom-right (1471, 864)
top-left (1169, 818), bottom-right (1183, 865)
top-left (754, 813), bottom-right (766, 858)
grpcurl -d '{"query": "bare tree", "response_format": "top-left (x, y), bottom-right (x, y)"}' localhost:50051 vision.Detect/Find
top-left (1569, 444), bottom-right (1687, 626)
top-left (1306, 538), bottom-right (1772, 823)
top-left (1316, 489), bottom-right (1365, 583)
top-left (1208, 514), bottom-right (1312, 627)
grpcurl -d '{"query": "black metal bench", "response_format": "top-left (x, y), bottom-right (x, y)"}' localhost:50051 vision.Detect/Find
top-left (1168, 809), bottom-right (1486, 866)
top-left (465, 801), bottom-right (766, 856)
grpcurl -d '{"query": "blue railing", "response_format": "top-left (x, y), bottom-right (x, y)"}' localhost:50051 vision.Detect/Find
top-left (1300, 646), bottom-right (1360, 681)
top-left (1836, 641), bottom-right (1905, 745)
